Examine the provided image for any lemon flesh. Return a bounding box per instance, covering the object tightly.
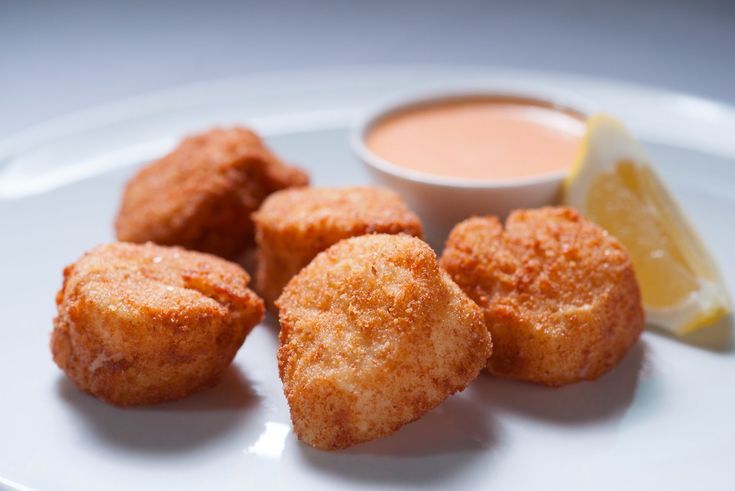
[565,114,730,335]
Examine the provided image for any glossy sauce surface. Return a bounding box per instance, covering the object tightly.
[366,99,585,180]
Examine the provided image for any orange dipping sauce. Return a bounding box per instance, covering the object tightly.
[365,97,585,181]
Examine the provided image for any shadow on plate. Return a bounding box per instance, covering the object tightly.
[261,310,280,332]
[470,340,648,425]
[57,365,261,452]
[299,393,499,484]
[234,247,257,277]
[648,314,733,354]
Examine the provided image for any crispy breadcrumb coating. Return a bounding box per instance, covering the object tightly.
[115,127,309,258]
[441,207,644,387]
[276,234,491,450]
[51,242,264,406]
[253,186,422,309]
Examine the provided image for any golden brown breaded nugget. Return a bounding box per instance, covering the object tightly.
[51,242,264,406]
[277,234,491,450]
[253,186,423,309]
[441,207,644,387]
[115,127,309,258]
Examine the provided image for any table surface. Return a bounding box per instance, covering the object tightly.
[1,0,734,137]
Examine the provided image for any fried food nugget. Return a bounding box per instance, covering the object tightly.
[276,234,491,450]
[253,186,423,309]
[441,207,644,387]
[51,242,264,406]
[115,127,309,258]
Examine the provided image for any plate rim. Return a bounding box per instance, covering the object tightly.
[3,63,735,158]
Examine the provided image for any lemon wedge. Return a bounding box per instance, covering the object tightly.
[564,114,730,335]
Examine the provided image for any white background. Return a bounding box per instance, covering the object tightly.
[2,0,734,136]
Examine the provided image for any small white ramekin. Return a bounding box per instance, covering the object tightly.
[351,86,594,249]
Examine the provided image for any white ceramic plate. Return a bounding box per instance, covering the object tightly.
[1,66,733,491]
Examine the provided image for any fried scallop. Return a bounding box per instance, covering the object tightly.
[253,186,423,309]
[51,242,264,406]
[276,234,491,450]
[440,207,644,387]
[115,127,309,258]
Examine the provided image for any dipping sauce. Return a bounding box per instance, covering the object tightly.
[365,98,585,181]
